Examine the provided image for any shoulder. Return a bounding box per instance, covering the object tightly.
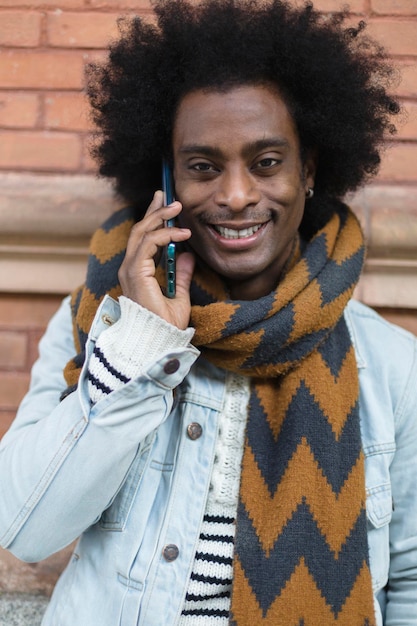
[345,299,416,369]
[345,299,417,421]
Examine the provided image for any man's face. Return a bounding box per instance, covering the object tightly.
[172,84,316,300]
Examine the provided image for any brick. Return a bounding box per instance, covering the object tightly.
[0,51,87,90]
[367,19,417,56]
[0,372,30,409]
[0,295,62,329]
[90,0,151,9]
[305,0,366,12]
[377,142,417,182]
[47,11,121,49]
[396,100,417,140]
[358,262,417,308]
[0,130,81,171]
[0,11,42,47]
[397,61,417,98]
[371,0,417,15]
[3,548,73,595]
[44,92,91,132]
[0,331,27,369]
[0,544,73,595]
[376,308,417,335]
[0,172,116,234]
[0,0,84,6]
[82,135,98,172]
[27,329,45,369]
[0,92,39,128]
[368,196,417,254]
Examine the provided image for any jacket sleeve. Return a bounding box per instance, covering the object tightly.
[385,335,417,625]
[0,295,199,562]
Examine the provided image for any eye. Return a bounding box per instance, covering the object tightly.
[189,162,218,173]
[254,157,281,169]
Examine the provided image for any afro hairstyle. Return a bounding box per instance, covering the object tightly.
[86,0,400,236]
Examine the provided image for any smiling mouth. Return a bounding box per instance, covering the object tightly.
[212,224,264,239]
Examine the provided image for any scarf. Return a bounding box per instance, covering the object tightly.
[64,203,375,625]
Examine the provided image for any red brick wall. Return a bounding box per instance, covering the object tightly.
[0,3,145,172]
[0,294,62,439]
[0,2,150,431]
[1,0,417,423]
[1,0,416,178]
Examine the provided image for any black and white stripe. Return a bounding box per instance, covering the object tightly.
[179,373,250,624]
[88,345,131,403]
[180,511,236,624]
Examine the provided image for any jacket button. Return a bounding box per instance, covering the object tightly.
[187,422,203,440]
[101,314,115,326]
[164,358,180,375]
[162,544,179,562]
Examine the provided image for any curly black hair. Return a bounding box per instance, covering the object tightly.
[86,0,400,236]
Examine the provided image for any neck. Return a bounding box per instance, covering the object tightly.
[227,275,278,300]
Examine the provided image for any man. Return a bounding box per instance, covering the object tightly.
[0,1,416,625]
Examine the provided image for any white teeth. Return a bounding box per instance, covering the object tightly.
[214,224,262,239]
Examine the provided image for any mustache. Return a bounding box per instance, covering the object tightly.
[197,209,273,224]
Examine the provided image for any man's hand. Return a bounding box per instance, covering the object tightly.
[118,190,195,329]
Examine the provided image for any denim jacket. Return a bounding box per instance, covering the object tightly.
[0,296,416,626]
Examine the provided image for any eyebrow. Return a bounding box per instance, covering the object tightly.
[178,137,290,159]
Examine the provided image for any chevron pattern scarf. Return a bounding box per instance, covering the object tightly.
[64,203,375,625]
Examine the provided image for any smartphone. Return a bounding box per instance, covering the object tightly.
[162,159,176,298]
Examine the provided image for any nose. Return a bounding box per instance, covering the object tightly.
[213,165,261,212]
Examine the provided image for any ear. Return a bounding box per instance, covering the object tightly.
[303,148,317,192]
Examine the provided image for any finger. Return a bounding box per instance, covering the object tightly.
[127,200,183,248]
[119,227,192,297]
[176,251,196,296]
[131,226,192,265]
[146,189,164,214]
[143,190,182,221]
[122,204,183,269]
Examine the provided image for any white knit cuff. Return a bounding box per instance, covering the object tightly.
[88,296,194,403]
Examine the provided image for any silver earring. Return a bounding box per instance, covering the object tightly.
[306,187,314,199]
